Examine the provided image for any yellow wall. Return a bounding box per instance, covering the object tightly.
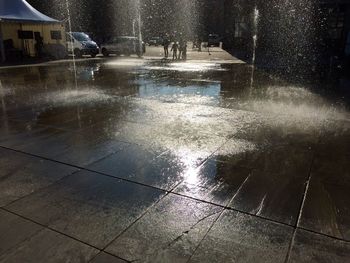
[0,21,66,57]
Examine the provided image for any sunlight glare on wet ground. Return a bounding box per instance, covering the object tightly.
[1,59,349,165]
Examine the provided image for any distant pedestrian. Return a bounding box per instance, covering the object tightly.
[171,42,179,60]
[163,36,170,58]
[178,39,183,59]
[179,40,187,60]
[182,43,187,60]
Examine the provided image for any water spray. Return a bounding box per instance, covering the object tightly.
[65,0,78,89]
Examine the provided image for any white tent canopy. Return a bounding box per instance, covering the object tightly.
[0,0,59,23]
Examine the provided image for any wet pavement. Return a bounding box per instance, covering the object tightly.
[0,51,350,262]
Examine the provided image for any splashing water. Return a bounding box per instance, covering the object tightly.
[252,6,259,65]
[65,0,78,89]
[36,88,113,107]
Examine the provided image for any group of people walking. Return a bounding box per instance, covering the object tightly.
[163,38,187,60]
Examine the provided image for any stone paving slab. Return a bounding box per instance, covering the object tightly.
[188,209,293,263]
[311,153,350,184]
[227,168,309,226]
[288,230,350,263]
[174,160,252,206]
[52,139,130,168]
[106,194,223,262]
[6,170,166,249]
[0,148,78,207]
[299,176,350,241]
[87,143,186,190]
[0,209,42,255]
[0,227,98,263]
[90,252,127,263]
[175,145,312,226]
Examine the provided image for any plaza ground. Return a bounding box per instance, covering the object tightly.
[0,46,349,262]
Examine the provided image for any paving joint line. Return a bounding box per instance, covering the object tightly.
[87,251,130,263]
[0,207,102,252]
[100,190,173,252]
[185,206,226,263]
[1,145,348,247]
[0,169,82,209]
[0,145,171,194]
[284,150,315,263]
[297,227,350,243]
[0,218,43,258]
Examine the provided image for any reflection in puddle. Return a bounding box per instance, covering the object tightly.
[105,58,146,68]
[36,88,114,106]
[0,61,349,185]
[145,62,227,72]
[138,81,221,106]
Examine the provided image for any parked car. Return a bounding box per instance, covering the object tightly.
[148,37,163,46]
[66,32,100,58]
[208,34,221,47]
[101,36,146,57]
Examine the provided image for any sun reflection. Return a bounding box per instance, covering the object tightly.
[105,58,145,68]
[178,150,201,186]
[145,62,227,72]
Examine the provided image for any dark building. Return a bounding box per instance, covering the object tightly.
[221,0,350,75]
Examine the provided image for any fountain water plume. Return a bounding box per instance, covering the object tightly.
[252,6,259,65]
[249,6,259,95]
[136,0,143,56]
[65,0,78,89]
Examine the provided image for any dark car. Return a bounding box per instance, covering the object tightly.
[101,36,146,57]
[208,34,221,47]
[148,37,163,46]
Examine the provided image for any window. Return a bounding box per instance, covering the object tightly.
[18,30,34,39]
[51,31,62,40]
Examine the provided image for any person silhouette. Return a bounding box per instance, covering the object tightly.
[163,35,170,58]
[171,42,179,60]
[182,42,187,60]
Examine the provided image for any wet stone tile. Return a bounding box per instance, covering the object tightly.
[0,148,78,207]
[288,230,350,263]
[299,176,350,240]
[125,152,188,190]
[106,194,223,263]
[316,127,350,156]
[34,108,83,128]
[311,154,350,185]
[90,253,127,263]
[231,122,321,149]
[0,209,43,255]
[53,139,130,168]
[215,143,313,176]
[1,126,69,155]
[6,170,166,248]
[188,210,293,263]
[174,160,252,206]
[17,131,78,158]
[228,168,309,226]
[87,143,165,181]
[0,228,98,263]
[253,145,313,175]
[214,147,264,169]
[0,122,59,149]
